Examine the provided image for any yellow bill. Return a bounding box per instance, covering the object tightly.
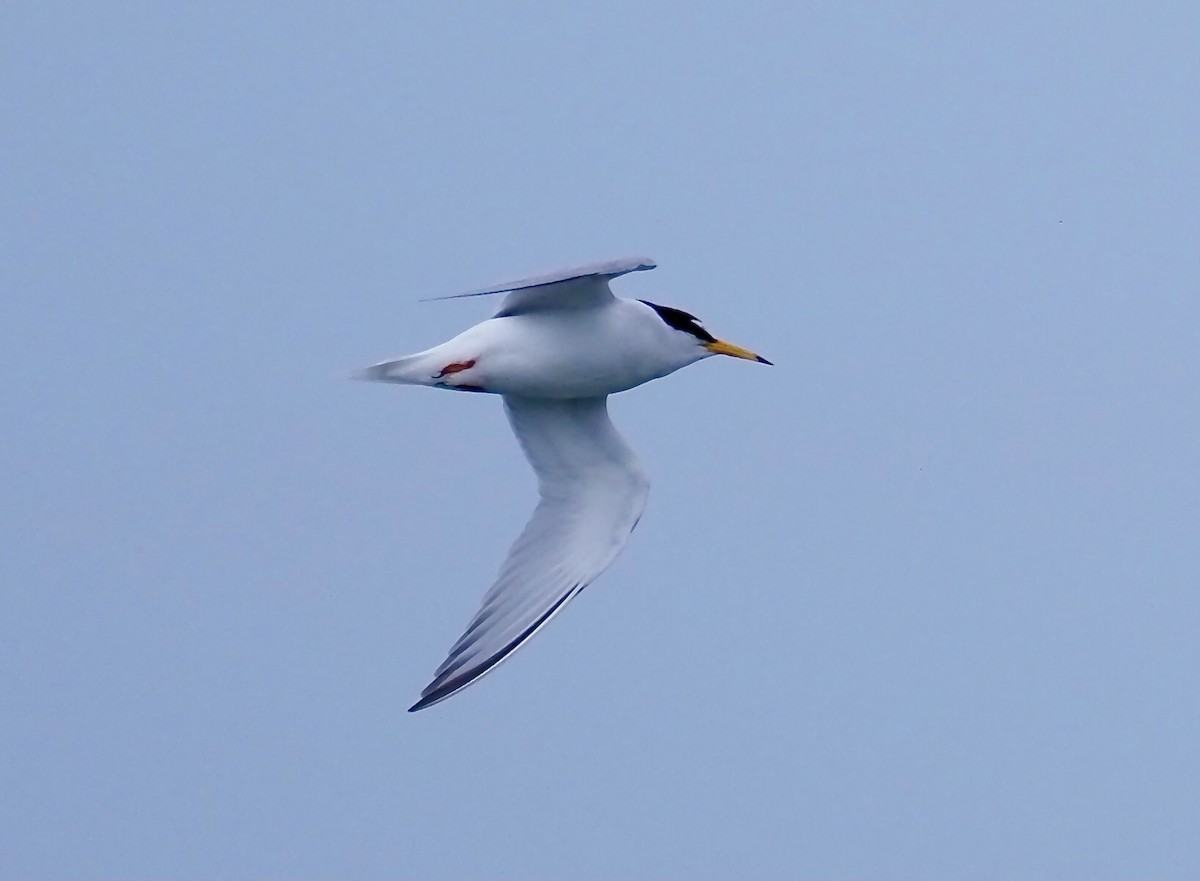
[705,339,773,365]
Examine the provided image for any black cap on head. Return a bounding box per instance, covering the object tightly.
[639,300,716,344]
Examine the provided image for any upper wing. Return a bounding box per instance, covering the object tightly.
[422,256,656,316]
[409,395,650,711]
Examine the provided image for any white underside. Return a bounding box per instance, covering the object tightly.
[361,297,707,398]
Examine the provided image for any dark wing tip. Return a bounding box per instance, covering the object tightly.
[757,355,774,365]
[405,589,578,713]
[407,676,467,712]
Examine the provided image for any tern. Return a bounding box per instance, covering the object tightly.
[360,257,771,711]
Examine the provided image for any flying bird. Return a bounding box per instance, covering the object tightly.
[359,257,771,711]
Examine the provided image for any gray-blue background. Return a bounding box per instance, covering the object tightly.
[4,3,1198,877]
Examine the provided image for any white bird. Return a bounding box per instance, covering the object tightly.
[359,257,771,711]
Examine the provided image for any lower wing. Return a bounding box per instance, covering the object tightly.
[409,395,650,711]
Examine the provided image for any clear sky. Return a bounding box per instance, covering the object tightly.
[3,3,1199,878]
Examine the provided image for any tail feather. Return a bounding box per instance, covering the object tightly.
[354,353,432,385]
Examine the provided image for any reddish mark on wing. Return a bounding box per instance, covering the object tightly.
[434,359,476,379]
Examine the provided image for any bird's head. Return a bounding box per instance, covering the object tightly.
[639,300,773,367]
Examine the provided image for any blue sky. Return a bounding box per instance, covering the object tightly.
[3,3,1198,877]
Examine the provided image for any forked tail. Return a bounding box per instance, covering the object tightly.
[355,352,435,385]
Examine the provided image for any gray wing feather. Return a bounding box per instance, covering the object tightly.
[422,256,656,302]
[408,395,650,712]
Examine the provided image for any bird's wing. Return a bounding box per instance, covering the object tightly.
[409,395,650,711]
[422,256,656,316]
